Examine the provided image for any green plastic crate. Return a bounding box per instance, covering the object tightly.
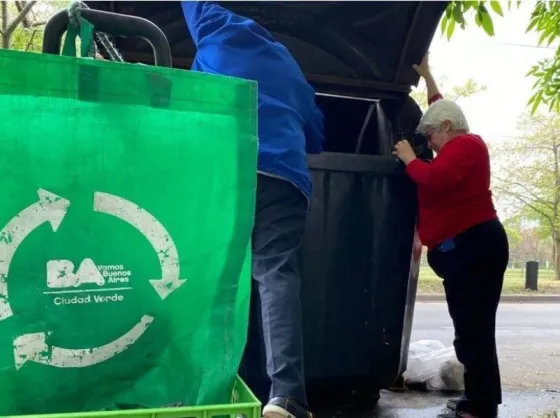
[5,377,261,418]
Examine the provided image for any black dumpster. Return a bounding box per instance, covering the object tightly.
[301,95,429,407]
[85,0,446,409]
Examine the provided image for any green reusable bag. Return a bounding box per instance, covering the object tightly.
[0,17,257,415]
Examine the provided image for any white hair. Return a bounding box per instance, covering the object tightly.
[416,99,470,136]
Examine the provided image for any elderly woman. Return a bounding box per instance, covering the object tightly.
[393,54,509,418]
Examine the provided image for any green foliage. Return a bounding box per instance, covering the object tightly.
[492,112,560,278]
[0,1,67,52]
[443,1,560,115]
[10,24,43,52]
[493,113,560,229]
[503,225,521,246]
[441,1,502,39]
[526,2,560,114]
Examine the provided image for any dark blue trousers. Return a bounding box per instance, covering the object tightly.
[240,174,308,407]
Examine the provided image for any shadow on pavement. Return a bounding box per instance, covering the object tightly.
[314,389,560,418]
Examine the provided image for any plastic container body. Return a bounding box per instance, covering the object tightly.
[302,152,421,405]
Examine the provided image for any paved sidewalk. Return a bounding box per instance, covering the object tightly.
[315,389,560,417]
[417,294,560,303]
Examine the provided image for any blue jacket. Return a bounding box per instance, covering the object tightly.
[181,1,325,199]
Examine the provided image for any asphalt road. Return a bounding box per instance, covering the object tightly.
[411,302,560,390]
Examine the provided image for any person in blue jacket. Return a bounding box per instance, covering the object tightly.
[181,2,325,418]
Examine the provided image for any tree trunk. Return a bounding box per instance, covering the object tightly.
[554,238,560,281]
[1,1,8,49]
[0,1,37,49]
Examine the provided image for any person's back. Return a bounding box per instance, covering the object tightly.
[181,3,323,417]
[415,132,496,250]
[181,1,324,199]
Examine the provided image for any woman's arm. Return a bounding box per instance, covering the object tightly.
[413,53,442,105]
[424,73,442,105]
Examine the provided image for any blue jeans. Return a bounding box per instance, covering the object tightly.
[240,174,308,407]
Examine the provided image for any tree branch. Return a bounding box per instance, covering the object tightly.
[24,28,37,51]
[494,176,556,209]
[1,1,8,47]
[4,0,36,37]
[507,145,556,153]
[493,186,554,223]
[14,1,32,28]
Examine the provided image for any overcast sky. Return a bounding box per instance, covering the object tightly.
[421,2,557,217]
[422,1,556,146]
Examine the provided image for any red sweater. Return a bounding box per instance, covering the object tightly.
[405,94,497,250]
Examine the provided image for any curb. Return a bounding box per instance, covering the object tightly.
[416,294,560,303]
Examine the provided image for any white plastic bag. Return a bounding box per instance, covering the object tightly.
[403,340,464,391]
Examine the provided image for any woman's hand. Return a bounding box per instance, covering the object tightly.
[413,52,431,79]
[393,140,417,165]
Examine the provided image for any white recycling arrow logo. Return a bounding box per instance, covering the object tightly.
[14,315,154,369]
[0,189,70,322]
[93,191,186,299]
[0,188,186,369]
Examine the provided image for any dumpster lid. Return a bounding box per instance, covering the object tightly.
[85,1,447,99]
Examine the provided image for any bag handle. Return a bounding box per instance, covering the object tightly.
[61,17,95,58]
[43,7,172,67]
